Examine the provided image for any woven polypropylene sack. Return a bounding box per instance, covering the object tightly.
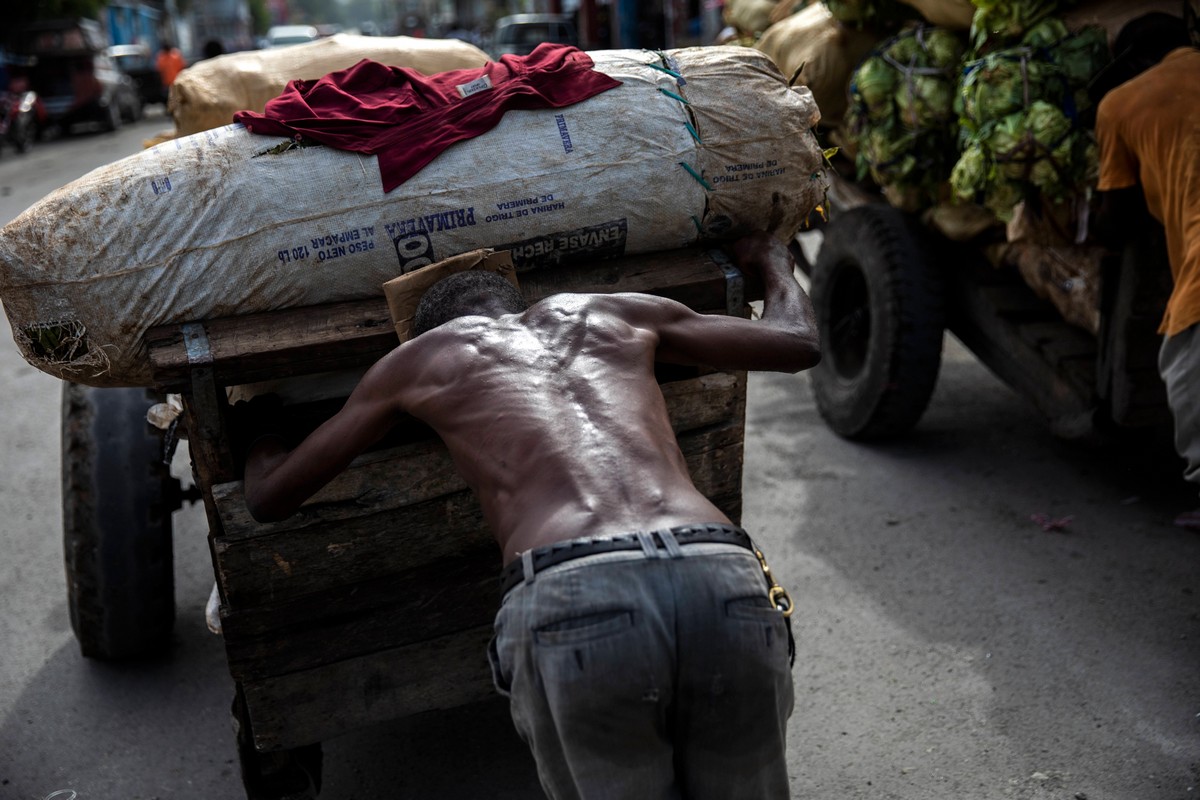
[169,33,490,136]
[0,47,827,387]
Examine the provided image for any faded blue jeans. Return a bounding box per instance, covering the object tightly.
[1160,324,1200,491]
[488,533,795,800]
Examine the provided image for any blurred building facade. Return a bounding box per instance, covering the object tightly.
[402,0,723,48]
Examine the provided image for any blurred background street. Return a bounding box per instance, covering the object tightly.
[2,0,1200,797]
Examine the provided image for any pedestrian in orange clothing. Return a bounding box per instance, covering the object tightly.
[155,42,186,99]
[1093,9,1200,529]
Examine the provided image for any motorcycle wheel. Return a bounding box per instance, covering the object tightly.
[11,114,33,153]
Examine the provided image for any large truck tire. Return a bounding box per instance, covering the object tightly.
[809,204,946,439]
[62,383,180,659]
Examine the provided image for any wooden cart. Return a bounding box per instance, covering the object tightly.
[797,174,1172,442]
[113,247,755,798]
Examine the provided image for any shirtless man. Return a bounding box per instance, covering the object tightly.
[244,232,820,799]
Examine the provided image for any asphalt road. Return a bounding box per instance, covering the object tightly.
[1,112,1198,800]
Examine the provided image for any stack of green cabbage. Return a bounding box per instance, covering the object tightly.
[845,25,966,207]
[949,17,1108,220]
[968,0,1078,49]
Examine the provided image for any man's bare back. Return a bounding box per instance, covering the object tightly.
[392,293,734,562]
[244,234,819,564]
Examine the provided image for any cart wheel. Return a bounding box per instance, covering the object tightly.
[809,204,945,439]
[233,689,323,800]
[62,383,180,659]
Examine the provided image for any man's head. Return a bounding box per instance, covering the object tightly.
[411,270,528,337]
[1113,12,1191,67]
[1088,12,1191,105]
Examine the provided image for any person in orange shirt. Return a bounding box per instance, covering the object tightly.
[1094,9,1200,528]
[155,42,186,99]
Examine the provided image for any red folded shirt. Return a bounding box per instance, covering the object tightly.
[235,43,622,192]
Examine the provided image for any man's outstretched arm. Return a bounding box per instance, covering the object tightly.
[242,350,409,522]
[620,232,820,373]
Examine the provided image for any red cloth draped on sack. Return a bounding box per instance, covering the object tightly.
[234,43,622,192]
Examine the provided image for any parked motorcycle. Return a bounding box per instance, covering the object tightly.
[0,74,40,157]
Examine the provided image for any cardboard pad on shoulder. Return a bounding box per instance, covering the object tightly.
[382,249,520,342]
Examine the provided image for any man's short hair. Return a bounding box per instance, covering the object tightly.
[411,270,527,337]
[1088,12,1191,106]
[1113,12,1190,64]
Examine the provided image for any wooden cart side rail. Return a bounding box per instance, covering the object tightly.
[241,623,498,752]
[220,482,746,686]
[941,251,1098,438]
[145,247,746,392]
[221,545,500,681]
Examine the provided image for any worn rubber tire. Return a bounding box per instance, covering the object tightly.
[234,688,324,800]
[62,383,176,659]
[809,204,945,440]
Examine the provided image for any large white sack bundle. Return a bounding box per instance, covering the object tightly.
[169,33,489,136]
[0,47,827,388]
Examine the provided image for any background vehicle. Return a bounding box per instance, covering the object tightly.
[491,13,578,58]
[0,54,41,157]
[104,1,167,104]
[799,175,1171,443]
[0,81,39,156]
[106,43,161,107]
[264,25,320,48]
[15,19,142,133]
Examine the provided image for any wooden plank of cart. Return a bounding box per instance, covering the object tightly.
[143,246,758,800]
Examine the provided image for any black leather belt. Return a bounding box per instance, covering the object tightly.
[499,522,753,597]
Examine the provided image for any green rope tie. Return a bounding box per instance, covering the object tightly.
[659,87,689,105]
[646,62,683,80]
[679,162,712,190]
[684,121,701,144]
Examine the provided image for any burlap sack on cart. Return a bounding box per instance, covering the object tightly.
[724,0,781,37]
[897,0,975,29]
[169,33,490,137]
[755,3,882,124]
[0,47,828,388]
[770,1,809,27]
[1007,242,1104,334]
